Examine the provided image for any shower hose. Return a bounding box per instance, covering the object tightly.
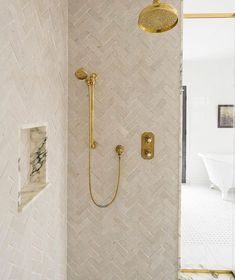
[88,146,122,208]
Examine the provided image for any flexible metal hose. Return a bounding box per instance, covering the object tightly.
[88,148,121,208]
[87,76,123,208]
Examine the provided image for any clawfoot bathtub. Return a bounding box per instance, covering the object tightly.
[199,153,235,201]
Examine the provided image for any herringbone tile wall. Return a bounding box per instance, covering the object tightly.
[68,1,181,279]
[0,0,68,279]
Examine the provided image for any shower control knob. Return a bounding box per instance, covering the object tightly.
[145,150,152,158]
[145,136,152,143]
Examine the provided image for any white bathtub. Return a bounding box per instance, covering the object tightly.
[199,153,235,201]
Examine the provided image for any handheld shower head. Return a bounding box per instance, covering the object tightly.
[75,68,88,80]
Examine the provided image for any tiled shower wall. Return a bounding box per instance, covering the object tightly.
[68,0,181,279]
[0,0,68,279]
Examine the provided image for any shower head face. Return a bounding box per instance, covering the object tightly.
[138,0,178,33]
[75,68,88,80]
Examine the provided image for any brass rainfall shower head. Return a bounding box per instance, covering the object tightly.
[138,0,178,33]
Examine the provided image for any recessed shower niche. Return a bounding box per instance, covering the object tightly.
[18,125,48,211]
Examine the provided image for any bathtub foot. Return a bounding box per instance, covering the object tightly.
[222,191,229,201]
[210,184,219,191]
[221,189,235,201]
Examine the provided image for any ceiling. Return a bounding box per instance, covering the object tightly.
[183,0,235,60]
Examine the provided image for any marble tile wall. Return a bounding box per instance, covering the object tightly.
[68,0,182,279]
[0,0,68,279]
[0,0,182,278]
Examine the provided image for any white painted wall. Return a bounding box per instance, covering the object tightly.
[184,59,235,184]
[183,20,235,185]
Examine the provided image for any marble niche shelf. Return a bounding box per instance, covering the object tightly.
[18,125,48,212]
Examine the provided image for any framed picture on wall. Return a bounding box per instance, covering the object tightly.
[218,105,235,128]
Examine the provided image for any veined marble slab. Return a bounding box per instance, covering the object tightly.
[179,273,235,280]
[18,125,48,211]
[29,127,47,184]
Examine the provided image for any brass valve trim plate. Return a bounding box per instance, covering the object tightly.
[141,132,155,160]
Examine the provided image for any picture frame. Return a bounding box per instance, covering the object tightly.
[218,105,235,128]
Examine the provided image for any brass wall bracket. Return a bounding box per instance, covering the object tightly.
[141,132,155,160]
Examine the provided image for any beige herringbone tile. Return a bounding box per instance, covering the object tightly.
[0,0,68,279]
[68,0,181,279]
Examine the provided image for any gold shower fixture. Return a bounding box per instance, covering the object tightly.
[138,0,178,33]
[184,13,235,19]
[75,68,125,208]
[75,67,89,80]
[75,68,98,149]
